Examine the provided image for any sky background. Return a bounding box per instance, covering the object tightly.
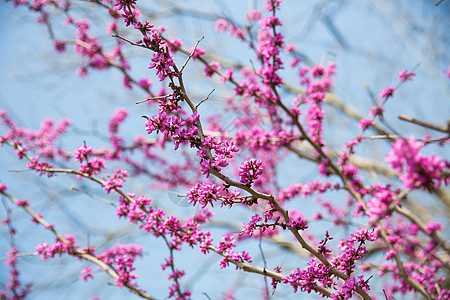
[1,1,449,299]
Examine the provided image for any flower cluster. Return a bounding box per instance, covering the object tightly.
[35,234,78,260]
[98,244,143,287]
[196,136,239,176]
[282,258,333,294]
[0,247,33,299]
[186,182,221,208]
[214,19,247,40]
[113,192,212,260]
[108,108,128,152]
[216,233,252,269]
[240,214,262,237]
[277,180,341,203]
[161,257,192,299]
[73,144,93,163]
[398,69,416,82]
[204,61,221,77]
[80,266,94,282]
[296,63,336,148]
[115,194,151,223]
[0,110,70,160]
[74,144,106,177]
[235,126,297,152]
[332,228,376,275]
[26,156,54,177]
[145,111,200,150]
[365,188,396,223]
[287,215,308,231]
[330,276,370,300]
[149,52,177,81]
[265,0,282,11]
[362,218,448,299]
[256,15,284,87]
[380,86,395,99]
[239,158,263,185]
[386,137,448,191]
[102,168,128,193]
[0,182,8,193]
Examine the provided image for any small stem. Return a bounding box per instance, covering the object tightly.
[398,114,449,133]
[180,36,204,73]
[196,89,215,109]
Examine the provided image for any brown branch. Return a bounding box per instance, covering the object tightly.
[398,114,449,134]
[207,245,333,297]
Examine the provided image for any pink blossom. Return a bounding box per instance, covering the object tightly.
[77,66,88,78]
[103,168,128,193]
[54,40,66,52]
[204,61,221,77]
[265,0,282,11]
[221,68,234,83]
[0,182,8,193]
[386,137,447,191]
[398,69,415,82]
[366,189,396,223]
[137,78,152,89]
[189,46,206,60]
[99,244,143,287]
[107,22,118,34]
[167,38,183,53]
[239,158,263,185]
[186,182,221,208]
[230,26,246,40]
[379,86,395,99]
[149,52,176,81]
[73,144,93,162]
[284,43,296,53]
[425,222,443,235]
[215,19,229,32]
[358,118,374,130]
[369,105,384,117]
[246,10,262,21]
[80,266,94,281]
[109,108,128,135]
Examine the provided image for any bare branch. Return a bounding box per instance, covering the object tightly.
[398,114,449,133]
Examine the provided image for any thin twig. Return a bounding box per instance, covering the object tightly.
[259,231,270,299]
[112,34,150,49]
[207,245,333,297]
[365,135,400,140]
[0,253,36,262]
[136,94,172,104]
[180,36,204,73]
[196,89,215,109]
[70,187,116,207]
[398,114,449,133]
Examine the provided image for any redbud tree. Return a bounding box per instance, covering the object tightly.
[1,0,449,299]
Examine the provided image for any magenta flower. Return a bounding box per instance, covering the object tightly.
[398,69,415,82]
[215,19,229,32]
[54,40,66,52]
[80,266,94,282]
[379,86,395,99]
[204,61,221,77]
[239,158,263,185]
[386,137,447,191]
[358,118,374,130]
